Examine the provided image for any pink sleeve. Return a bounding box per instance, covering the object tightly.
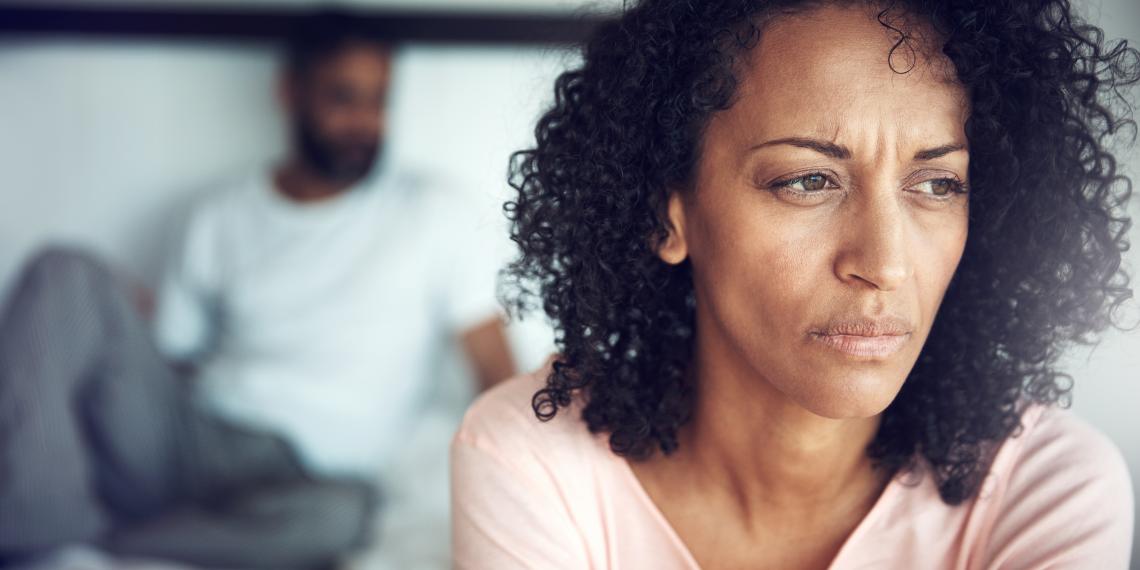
[981,409,1134,569]
[450,398,590,569]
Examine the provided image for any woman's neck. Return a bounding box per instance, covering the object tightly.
[674,319,887,517]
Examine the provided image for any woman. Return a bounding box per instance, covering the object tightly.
[452,0,1138,568]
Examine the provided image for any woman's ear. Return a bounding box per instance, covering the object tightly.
[656,192,689,265]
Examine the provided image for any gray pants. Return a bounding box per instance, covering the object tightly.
[0,248,378,569]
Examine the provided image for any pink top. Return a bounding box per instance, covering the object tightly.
[451,367,1134,569]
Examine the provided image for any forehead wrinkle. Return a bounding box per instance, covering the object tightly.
[720,6,968,161]
[805,116,955,167]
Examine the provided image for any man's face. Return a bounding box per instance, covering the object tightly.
[289,42,392,184]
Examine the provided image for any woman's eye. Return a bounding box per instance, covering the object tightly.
[776,173,834,192]
[912,177,967,197]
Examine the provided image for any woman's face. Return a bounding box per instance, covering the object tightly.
[662,4,970,419]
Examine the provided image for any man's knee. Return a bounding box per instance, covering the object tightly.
[9,247,121,311]
[22,246,108,286]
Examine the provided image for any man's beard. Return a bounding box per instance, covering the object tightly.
[294,117,381,185]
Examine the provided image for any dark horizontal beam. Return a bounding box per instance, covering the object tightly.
[0,4,611,45]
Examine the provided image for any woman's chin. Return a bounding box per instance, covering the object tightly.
[785,373,904,420]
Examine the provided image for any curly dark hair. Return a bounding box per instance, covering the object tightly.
[504,0,1139,505]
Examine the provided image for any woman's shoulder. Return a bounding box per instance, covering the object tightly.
[450,362,623,568]
[979,404,1134,568]
[999,404,1131,491]
[453,360,600,462]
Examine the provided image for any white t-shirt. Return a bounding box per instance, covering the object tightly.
[153,165,503,478]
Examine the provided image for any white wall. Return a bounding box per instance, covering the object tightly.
[0,0,1138,564]
[1063,1,1140,566]
[0,40,284,290]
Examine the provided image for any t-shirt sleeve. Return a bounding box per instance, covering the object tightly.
[152,204,221,362]
[450,385,590,569]
[981,408,1134,569]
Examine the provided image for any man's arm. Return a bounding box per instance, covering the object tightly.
[459,315,516,391]
[153,206,220,368]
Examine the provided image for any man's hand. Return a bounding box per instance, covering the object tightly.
[460,316,516,392]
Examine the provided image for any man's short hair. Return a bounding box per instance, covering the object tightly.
[284,10,389,78]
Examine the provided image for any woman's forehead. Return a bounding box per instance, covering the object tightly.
[714,4,969,152]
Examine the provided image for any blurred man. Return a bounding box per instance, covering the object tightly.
[0,11,514,570]
[156,10,515,484]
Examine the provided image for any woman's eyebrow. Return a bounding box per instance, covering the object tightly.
[749,137,968,161]
[913,143,968,160]
[751,137,852,159]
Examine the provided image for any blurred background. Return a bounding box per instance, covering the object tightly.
[0,0,1136,568]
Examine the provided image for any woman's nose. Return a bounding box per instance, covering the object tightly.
[833,192,913,291]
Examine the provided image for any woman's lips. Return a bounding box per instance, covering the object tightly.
[808,332,911,358]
